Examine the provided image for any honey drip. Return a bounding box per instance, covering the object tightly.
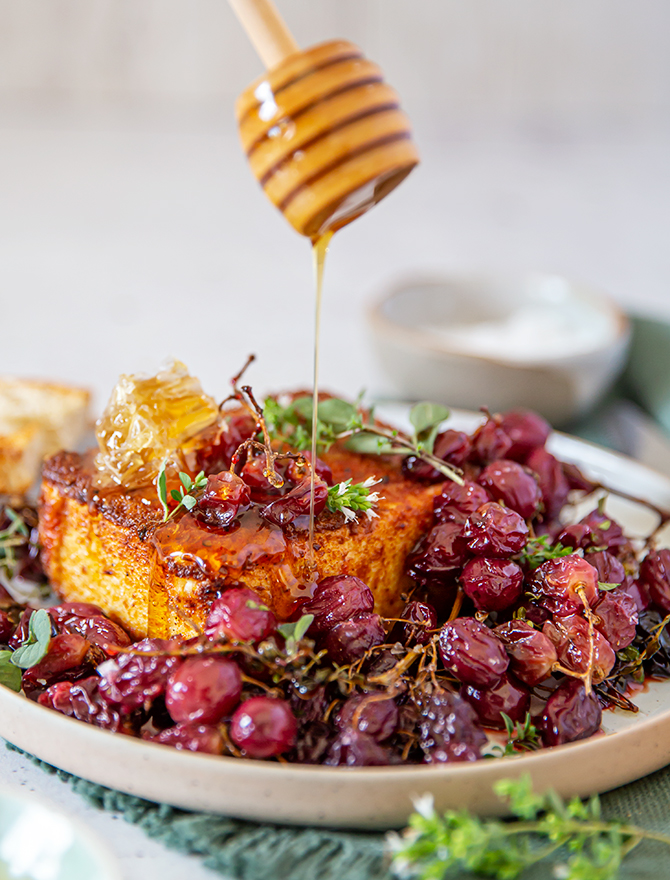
[308,230,333,569]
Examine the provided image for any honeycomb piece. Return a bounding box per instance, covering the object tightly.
[94,361,219,489]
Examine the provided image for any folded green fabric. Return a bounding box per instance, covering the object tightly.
[622,316,670,434]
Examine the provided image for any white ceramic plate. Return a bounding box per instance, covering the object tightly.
[1,422,670,831]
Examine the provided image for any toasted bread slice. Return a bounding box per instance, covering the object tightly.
[39,447,440,639]
[0,378,90,495]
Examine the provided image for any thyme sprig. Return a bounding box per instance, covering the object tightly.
[0,507,30,580]
[518,535,572,570]
[388,774,670,880]
[488,712,542,757]
[264,394,463,485]
[157,460,207,523]
[326,477,384,522]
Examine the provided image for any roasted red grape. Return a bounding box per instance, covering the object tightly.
[498,409,551,460]
[325,613,385,664]
[460,557,524,612]
[230,696,298,758]
[495,619,557,685]
[465,502,529,558]
[540,678,602,747]
[205,586,276,643]
[439,617,509,687]
[418,689,487,763]
[166,657,242,724]
[461,672,531,728]
[196,472,251,528]
[433,480,490,524]
[533,555,599,616]
[302,576,374,636]
[478,460,542,520]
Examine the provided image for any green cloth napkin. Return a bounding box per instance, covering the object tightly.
[623,316,670,434]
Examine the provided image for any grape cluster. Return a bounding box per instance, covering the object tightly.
[4,405,669,767]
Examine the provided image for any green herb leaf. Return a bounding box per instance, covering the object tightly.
[598,582,620,591]
[278,614,315,643]
[388,775,669,880]
[11,608,52,669]
[409,401,449,435]
[181,495,197,511]
[179,472,194,493]
[0,651,22,691]
[519,535,573,570]
[344,432,397,455]
[157,459,169,521]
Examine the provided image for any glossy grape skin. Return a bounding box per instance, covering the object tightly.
[525,448,569,521]
[286,453,333,487]
[438,618,509,688]
[98,638,182,713]
[542,614,615,684]
[151,723,225,755]
[433,480,490,525]
[406,522,470,583]
[498,409,551,461]
[195,412,257,475]
[478,460,542,519]
[402,430,471,482]
[262,475,328,526]
[461,673,531,728]
[587,550,625,587]
[165,657,242,724]
[59,615,131,652]
[593,590,638,651]
[205,587,277,643]
[464,502,529,558]
[418,689,487,763]
[401,601,438,646]
[471,419,512,465]
[460,557,524,612]
[0,610,14,643]
[325,613,385,664]
[639,549,670,613]
[336,695,398,742]
[230,696,298,758]
[38,677,128,733]
[540,678,602,747]
[532,555,599,616]
[22,632,90,693]
[325,729,390,766]
[196,472,251,528]
[495,619,558,686]
[302,576,374,636]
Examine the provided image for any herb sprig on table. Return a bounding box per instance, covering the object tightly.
[264,395,463,484]
[388,775,670,880]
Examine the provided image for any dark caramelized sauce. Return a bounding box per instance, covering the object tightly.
[152,507,286,579]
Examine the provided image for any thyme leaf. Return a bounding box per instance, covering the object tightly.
[388,775,670,880]
[519,535,573,570]
[157,461,207,523]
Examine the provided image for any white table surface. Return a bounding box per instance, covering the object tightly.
[0,107,669,879]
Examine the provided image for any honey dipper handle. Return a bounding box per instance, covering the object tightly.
[228,0,300,68]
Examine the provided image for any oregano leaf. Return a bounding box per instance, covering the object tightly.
[181,495,197,511]
[409,401,449,435]
[0,651,22,691]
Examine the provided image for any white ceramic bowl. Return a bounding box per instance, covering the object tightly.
[368,273,631,426]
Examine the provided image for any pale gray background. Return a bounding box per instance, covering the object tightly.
[0,4,669,877]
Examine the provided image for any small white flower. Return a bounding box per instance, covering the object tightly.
[362,475,383,488]
[365,508,380,520]
[336,480,350,497]
[366,492,383,504]
[341,506,358,523]
[411,793,436,819]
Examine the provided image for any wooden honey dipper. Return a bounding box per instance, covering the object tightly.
[229,0,419,240]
